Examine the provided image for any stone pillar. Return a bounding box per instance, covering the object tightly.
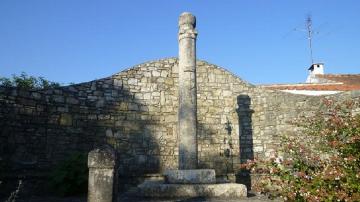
[88,146,116,202]
[178,12,198,169]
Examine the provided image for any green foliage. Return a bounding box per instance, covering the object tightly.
[0,72,60,89]
[49,152,88,196]
[242,99,360,201]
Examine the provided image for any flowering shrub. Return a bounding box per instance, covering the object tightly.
[241,99,360,201]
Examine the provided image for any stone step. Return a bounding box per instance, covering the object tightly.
[164,169,216,184]
[137,181,247,198]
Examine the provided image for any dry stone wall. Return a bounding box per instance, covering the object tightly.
[0,58,180,178]
[1,57,360,187]
[196,60,360,173]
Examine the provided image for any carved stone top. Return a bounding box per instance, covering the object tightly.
[179,12,196,28]
[88,145,116,169]
[178,12,197,40]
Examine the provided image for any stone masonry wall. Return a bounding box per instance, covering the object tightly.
[1,58,360,188]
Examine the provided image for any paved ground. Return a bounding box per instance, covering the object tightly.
[117,197,280,202]
[1,179,282,201]
[5,196,86,202]
[117,192,282,202]
[1,184,280,202]
[6,193,282,202]
[12,197,279,202]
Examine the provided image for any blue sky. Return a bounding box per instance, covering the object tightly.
[0,1,359,85]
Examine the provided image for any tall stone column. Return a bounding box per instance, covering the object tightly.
[178,12,198,170]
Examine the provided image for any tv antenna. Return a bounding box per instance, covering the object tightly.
[288,14,327,65]
[306,15,315,64]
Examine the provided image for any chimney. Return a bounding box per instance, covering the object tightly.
[306,63,324,83]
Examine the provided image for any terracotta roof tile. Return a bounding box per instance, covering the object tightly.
[315,74,360,85]
[261,74,360,91]
[262,83,360,91]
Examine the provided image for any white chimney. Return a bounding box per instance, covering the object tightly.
[306,63,324,83]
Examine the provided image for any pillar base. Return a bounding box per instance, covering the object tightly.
[137,181,247,198]
[164,169,216,184]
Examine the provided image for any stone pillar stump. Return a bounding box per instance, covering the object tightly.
[88,146,116,202]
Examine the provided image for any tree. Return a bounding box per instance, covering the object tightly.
[0,72,60,89]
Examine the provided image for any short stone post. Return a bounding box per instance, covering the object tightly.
[88,146,116,202]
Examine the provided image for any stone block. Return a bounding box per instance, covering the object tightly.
[88,145,116,202]
[164,169,216,184]
[138,181,247,198]
[59,114,72,126]
[66,97,79,104]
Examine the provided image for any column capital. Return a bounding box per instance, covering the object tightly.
[178,12,197,41]
[179,29,198,41]
[179,12,196,28]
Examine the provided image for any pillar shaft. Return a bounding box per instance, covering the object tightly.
[178,12,198,170]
